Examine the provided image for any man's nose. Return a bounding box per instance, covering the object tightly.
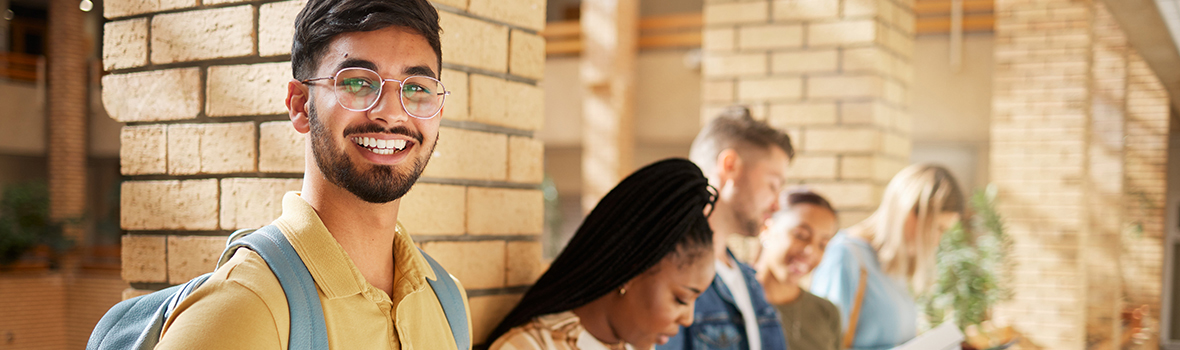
[367,84,410,123]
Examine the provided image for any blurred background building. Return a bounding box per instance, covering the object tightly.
[0,0,1178,348]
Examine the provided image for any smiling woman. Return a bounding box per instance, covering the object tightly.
[487,159,718,350]
[755,188,841,350]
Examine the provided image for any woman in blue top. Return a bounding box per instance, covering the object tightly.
[810,164,965,350]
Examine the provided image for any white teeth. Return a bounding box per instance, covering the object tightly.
[353,136,409,152]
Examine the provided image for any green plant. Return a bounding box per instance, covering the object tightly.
[0,181,73,265]
[919,184,1013,330]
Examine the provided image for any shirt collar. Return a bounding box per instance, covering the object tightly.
[272,191,435,300]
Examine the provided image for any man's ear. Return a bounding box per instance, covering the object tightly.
[286,79,312,134]
[716,148,742,180]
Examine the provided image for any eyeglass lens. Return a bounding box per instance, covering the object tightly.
[334,68,444,118]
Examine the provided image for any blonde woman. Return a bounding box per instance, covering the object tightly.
[810,164,964,350]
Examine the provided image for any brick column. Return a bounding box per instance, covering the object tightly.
[992,0,1169,347]
[580,0,638,212]
[1121,50,1168,349]
[700,0,915,224]
[103,0,546,346]
[47,0,89,245]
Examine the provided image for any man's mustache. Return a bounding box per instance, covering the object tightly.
[342,124,424,144]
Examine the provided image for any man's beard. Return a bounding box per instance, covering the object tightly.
[308,103,435,203]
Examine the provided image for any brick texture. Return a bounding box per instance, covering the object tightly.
[421,127,508,180]
[509,30,545,81]
[105,0,196,19]
[989,0,1170,347]
[505,241,543,286]
[399,183,467,235]
[121,180,220,230]
[122,235,168,282]
[704,2,768,25]
[422,240,506,289]
[150,6,255,64]
[120,125,167,175]
[469,74,544,130]
[469,294,523,344]
[439,11,508,73]
[207,62,292,117]
[259,121,306,173]
[220,178,303,230]
[103,18,148,70]
[167,235,226,284]
[167,123,257,175]
[508,136,544,183]
[259,0,306,57]
[467,187,544,234]
[738,24,803,50]
[102,68,202,122]
[441,69,470,121]
[468,0,545,31]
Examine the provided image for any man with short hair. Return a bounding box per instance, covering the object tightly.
[660,106,793,350]
[154,0,470,348]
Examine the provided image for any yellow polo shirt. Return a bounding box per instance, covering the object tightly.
[157,192,471,350]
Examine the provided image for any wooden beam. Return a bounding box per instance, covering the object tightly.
[915,14,995,34]
[544,12,705,55]
[638,32,702,49]
[913,0,994,16]
[541,20,581,39]
[546,40,583,56]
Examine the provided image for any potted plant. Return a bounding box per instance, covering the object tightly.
[918,185,1015,349]
[0,181,74,267]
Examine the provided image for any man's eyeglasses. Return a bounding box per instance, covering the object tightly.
[300,67,450,119]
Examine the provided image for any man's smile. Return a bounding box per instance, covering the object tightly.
[351,136,409,155]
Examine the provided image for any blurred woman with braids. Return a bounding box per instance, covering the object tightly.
[810,163,965,350]
[488,158,718,350]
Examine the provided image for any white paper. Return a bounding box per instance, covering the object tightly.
[891,322,964,350]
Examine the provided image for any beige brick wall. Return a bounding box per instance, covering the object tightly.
[702,0,914,228]
[103,0,546,346]
[991,0,1169,347]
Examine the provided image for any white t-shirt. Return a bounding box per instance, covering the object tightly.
[715,258,761,350]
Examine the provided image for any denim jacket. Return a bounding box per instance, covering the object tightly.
[659,251,787,350]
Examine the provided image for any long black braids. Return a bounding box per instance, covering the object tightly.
[487,158,716,343]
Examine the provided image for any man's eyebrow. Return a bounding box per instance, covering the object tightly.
[335,58,379,73]
[682,285,703,295]
[404,65,437,79]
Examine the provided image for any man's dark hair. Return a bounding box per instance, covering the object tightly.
[487,158,715,342]
[779,187,837,216]
[291,0,443,80]
[689,106,795,174]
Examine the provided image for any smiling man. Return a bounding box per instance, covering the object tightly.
[153,0,470,349]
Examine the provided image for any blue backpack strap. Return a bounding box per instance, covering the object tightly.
[227,225,328,350]
[419,248,470,350]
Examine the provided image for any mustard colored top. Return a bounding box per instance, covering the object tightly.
[156,192,472,350]
[490,311,636,350]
